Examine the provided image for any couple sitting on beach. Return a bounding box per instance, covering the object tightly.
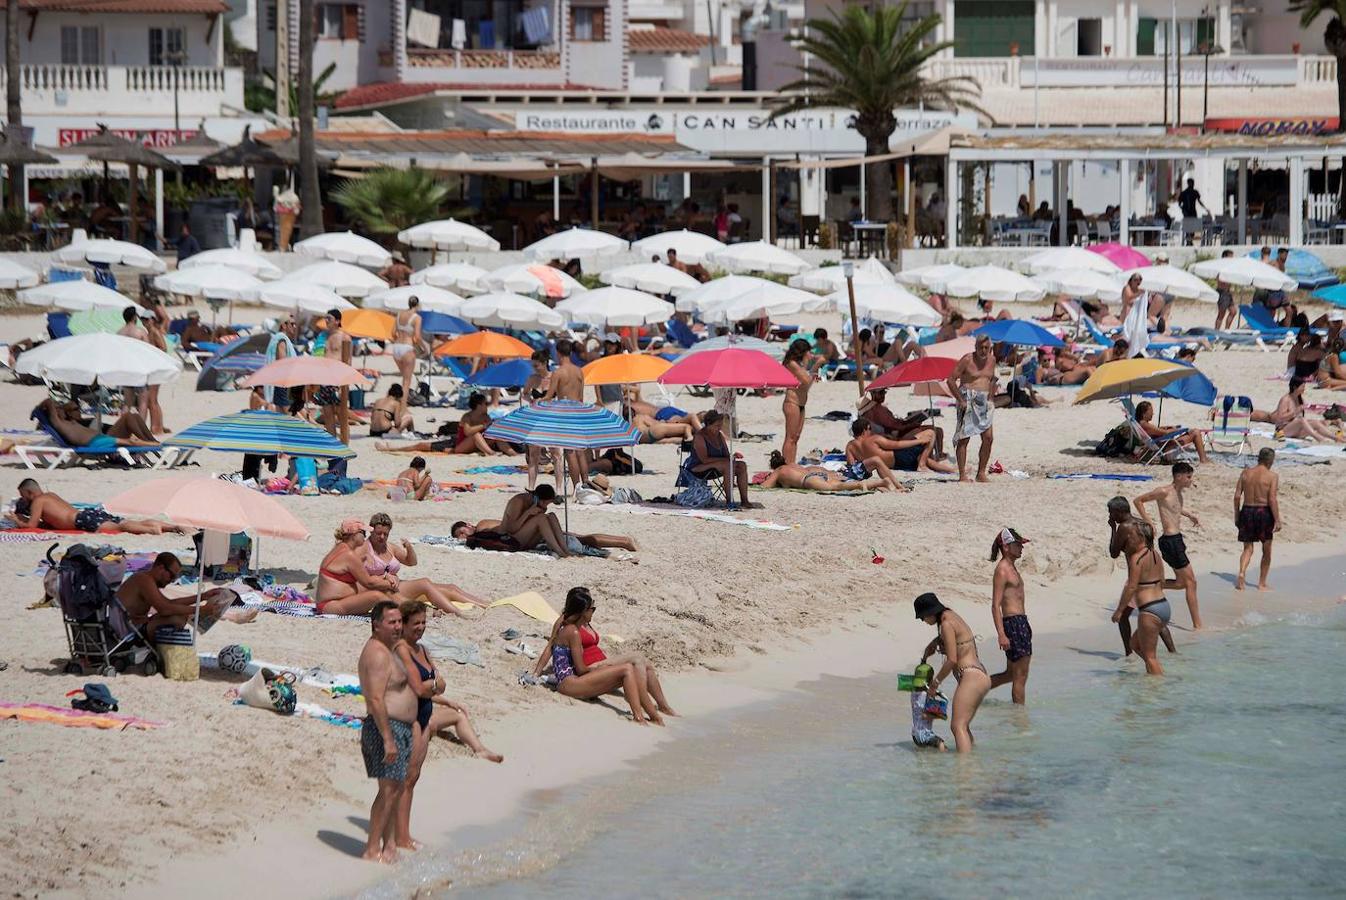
[450,485,637,558]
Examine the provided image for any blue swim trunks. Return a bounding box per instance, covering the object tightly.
[654,406,686,422]
[84,434,118,452]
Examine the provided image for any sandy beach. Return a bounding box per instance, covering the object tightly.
[2,297,1344,899]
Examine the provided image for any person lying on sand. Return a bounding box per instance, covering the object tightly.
[1037,347,1096,386]
[13,479,186,534]
[530,587,669,725]
[846,418,955,475]
[622,386,703,431]
[117,552,198,634]
[450,485,637,557]
[316,519,476,617]
[39,398,158,448]
[762,449,904,493]
[631,412,692,444]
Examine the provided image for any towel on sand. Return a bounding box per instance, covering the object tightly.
[0,701,164,731]
[487,591,558,623]
[419,634,484,667]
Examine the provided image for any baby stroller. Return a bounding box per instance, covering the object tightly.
[51,544,159,677]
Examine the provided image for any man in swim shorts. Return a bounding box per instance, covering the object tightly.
[13,479,184,535]
[946,334,997,482]
[357,601,416,864]
[1133,461,1202,629]
[1234,447,1280,592]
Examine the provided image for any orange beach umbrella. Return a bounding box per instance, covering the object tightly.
[434,331,533,359]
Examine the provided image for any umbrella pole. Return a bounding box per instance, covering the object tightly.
[727,423,736,510]
[191,536,207,647]
[1157,395,1164,427]
[562,451,570,534]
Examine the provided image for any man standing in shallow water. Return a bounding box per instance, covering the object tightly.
[1107,496,1176,656]
[1133,462,1203,629]
[358,601,417,864]
[1234,448,1281,591]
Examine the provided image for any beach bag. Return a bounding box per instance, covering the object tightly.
[56,544,116,623]
[1095,423,1137,458]
[465,530,521,552]
[611,487,642,505]
[574,485,606,505]
[239,669,297,715]
[676,478,714,508]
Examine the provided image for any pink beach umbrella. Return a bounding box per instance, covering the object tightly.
[914,336,975,399]
[659,348,797,506]
[103,475,310,642]
[1089,243,1151,270]
[241,355,370,389]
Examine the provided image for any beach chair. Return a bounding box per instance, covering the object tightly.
[1209,395,1253,462]
[1238,305,1297,350]
[17,405,180,470]
[674,442,729,505]
[1120,398,1193,465]
[665,318,702,349]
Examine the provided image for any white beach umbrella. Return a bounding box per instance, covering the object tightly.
[675,275,779,314]
[678,334,786,360]
[829,284,941,326]
[522,227,628,263]
[55,238,166,273]
[1188,256,1297,291]
[1021,246,1122,275]
[154,264,262,301]
[631,229,726,265]
[484,263,587,299]
[699,281,823,324]
[599,262,701,296]
[458,291,565,329]
[790,257,895,293]
[1030,268,1124,302]
[0,258,40,289]
[18,280,135,311]
[557,287,673,328]
[257,281,356,315]
[411,262,489,294]
[945,265,1046,303]
[280,261,388,298]
[1121,265,1220,302]
[364,284,464,313]
[177,247,283,280]
[294,230,391,268]
[16,333,182,386]
[706,240,810,276]
[398,218,500,252]
[896,263,967,292]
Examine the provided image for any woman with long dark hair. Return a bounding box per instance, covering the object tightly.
[916,592,990,753]
[780,338,813,467]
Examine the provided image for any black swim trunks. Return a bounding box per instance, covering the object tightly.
[893,444,924,471]
[1157,533,1190,571]
[314,385,341,407]
[1002,614,1032,662]
[1237,505,1276,544]
[360,716,413,782]
[430,438,454,453]
[74,506,121,533]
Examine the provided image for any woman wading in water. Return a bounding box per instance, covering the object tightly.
[917,592,990,753]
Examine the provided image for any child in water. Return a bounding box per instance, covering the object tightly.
[909,664,948,752]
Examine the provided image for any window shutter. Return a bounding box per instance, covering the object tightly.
[342,4,359,40]
[1137,18,1156,56]
[1195,17,1214,52]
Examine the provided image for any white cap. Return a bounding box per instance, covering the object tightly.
[603,332,620,342]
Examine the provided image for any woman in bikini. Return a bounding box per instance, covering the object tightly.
[1271,378,1345,442]
[364,512,487,614]
[369,384,414,438]
[391,298,422,398]
[1112,522,1178,676]
[393,602,502,850]
[781,338,813,468]
[622,385,703,431]
[761,449,903,492]
[530,589,658,725]
[917,592,990,753]
[315,519,398,615]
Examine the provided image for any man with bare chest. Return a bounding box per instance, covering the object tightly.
[1133,462,1202,629]
[543,339,589,492]
[357,602,417,864]
[1234,448,1281,591]
[945,334,997,482]
[317,310,352,438]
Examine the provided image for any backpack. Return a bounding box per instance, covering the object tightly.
[1095,423,1138,458]
[56,544,116,622]
[676,478,714,508]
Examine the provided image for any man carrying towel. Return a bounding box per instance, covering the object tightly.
[946,333,997,483]
[357,601,417,864]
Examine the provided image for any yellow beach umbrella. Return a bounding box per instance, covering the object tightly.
[340,308,396,342]
[1074,358,1195,404]
[582,353,673,385]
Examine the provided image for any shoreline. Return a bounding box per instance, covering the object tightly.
[142,539,1346,900]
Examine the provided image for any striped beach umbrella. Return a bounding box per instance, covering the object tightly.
[166,409,356,459]
[485,400,639,451]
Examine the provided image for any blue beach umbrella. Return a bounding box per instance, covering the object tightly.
[419,311,477,335]
[1249,249,1337,289]
[466,358,534,388]
[971,319,1066,349]
[1311,284,1346,308]
[167,409,356,459]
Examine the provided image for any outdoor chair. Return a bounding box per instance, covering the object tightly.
[1208,395,1253,463]
[1120,398,1195,465]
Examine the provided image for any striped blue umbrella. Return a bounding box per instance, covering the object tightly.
[166,409,356,459]
[485,400,638,451]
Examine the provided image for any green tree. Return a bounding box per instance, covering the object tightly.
[245,62,340,114]
[774,2,980,222]
[332,168,449,234]
[1289,1,1346,133]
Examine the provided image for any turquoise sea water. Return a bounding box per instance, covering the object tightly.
[378,567,1346,900]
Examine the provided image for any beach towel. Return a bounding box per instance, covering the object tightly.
[463,464,528,475]
[1047,473,1155,482]
[0,529,83,543]
[489,591,558,623]
[416,534,612,560]
[590,504,795,531]
[418,634,484,667]
[231,698,363,730]
[0,701,164,731]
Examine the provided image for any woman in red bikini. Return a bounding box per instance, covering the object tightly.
[315,519,398,615]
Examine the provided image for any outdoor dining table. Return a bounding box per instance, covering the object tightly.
[851,221,889,258]
[1127,224,1164,245]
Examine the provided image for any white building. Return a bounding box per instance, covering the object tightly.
[0,0,260,148]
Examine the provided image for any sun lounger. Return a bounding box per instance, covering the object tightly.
[1238,305,1300,350]
[1209,395,1253,463]
[1120,397,1194,465]
[17,406,184,470]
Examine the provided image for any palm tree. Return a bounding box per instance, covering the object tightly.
[332,168,450,234]
[6,0,23,213]
[774,2,980,222]
[297,0,322,237]
[1289,1,1346,133]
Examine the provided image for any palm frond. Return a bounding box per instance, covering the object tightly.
[332,168,450,234]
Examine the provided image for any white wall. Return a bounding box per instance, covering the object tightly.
[1050,0,1118,58]
[1246,11,1326,56]
[8,12,222,67]
[564,0,628,90]
[256,1,393,93]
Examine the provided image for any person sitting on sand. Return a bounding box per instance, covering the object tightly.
[916,593,989,754]
[1268,378,1344,442]
[369,384,414,438]
[846,418,954,475]
[38,398,158,448]
[13,479,185,534]
[760,449,904,493]
[365,512,486,612]
[392,602,502,852]
[858,389,944,457]
[1134,400,1210,462]
[1111,522,1179,676]
[687,411,760,508]
[530,587,663,725]
[450,485,637,557]
[316,519,476,617]
[810,327,842,367]
[393,456,434,501]
[117,552,196,635]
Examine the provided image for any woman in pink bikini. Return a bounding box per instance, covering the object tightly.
[363,512,488,614]
[315,518,478,617]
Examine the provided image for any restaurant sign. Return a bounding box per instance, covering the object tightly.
[58,128,195,148]
[1203,117,1338,136]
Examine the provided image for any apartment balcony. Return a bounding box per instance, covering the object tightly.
[397,47,566,86]
[926,54,1334,90]
[1,64,244,119]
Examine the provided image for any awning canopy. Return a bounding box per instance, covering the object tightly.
[948,131,1346,162]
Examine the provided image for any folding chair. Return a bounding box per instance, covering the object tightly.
[1120,397,1193,465]
[1209,395,1253,462]
[675,442,729,505]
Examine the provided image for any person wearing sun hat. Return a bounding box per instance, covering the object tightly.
[987,527,1033,705]
[915,592,990,753]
